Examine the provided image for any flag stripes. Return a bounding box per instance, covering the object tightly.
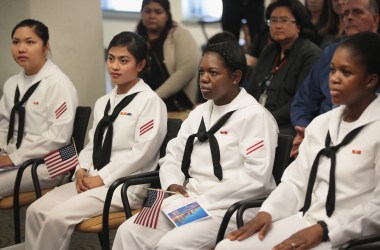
[134,190,165,229]
[44,144,79,179]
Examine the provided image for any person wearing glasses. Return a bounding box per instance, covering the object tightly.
[245,0,321,135]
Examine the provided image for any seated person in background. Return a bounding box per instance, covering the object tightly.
[319,0,345,48]
[305,0,329,45]
[246,0,321,135]
[112,41,278,250]
[216,31,380,250]
[290,0,379,158]
[22,32,167,250]
[0,19,78,199]
[136,0,201,112]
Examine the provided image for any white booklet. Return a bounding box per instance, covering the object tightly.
[161,195,211,227]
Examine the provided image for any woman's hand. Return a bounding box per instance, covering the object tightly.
[272,224,324,250]
[0,155,14,168]
[168,184,189,197]
[75,169,88,193]
[290,126,305,158]
[81,176,104,189]
[227,211,272,241]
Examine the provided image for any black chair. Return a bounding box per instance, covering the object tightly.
[339,234,380,250]
[0,106,92,244]
[74,118,182,250]
[215,133,294,244]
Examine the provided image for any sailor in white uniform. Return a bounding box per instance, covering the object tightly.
[112,40,278,250]
[216,31,380,250]
[0,19,78,199]
[23,32,167,250]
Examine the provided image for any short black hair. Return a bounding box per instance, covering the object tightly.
[107,31,149,72]
[12,19,49,46]
[203,42,247,84]
[338,32,380,89]
[265,0,318,43]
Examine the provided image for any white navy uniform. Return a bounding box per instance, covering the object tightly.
[113,88,278,250]
[216,95,380,250]
[24,80,167,250]
[0,59,78,198]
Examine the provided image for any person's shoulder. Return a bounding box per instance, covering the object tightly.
[299,38,321,51]
[307,106,341,130]
[3,72,21,87]
[42,60,74,86]
[321,40,342,57]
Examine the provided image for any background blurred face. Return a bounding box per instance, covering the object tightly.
[269,7,300,47]
[107,46,144,90]
[332,0,345,16]
[307,0,324,13]
[343,0,379,36]
[141,1,169,34]
[329,47,373,106]
[11,26,48,75]
[198,52,239,105]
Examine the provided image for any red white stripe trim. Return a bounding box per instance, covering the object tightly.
[140,120,154,136]
[246,140,264,155]
[55,102,67,119]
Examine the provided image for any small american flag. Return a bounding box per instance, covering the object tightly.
[44,144,79,179]
[134,189,165,229]
[55,102,67,119]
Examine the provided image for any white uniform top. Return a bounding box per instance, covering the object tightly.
[0,59,78,165]
[260,94,380,247]
[76,79,167,201]
[159,88,278,211]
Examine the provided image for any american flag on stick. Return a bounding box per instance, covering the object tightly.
[44,143,79,179]
[134,189,165,229]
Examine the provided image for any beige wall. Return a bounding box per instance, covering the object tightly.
[0,0,105,108]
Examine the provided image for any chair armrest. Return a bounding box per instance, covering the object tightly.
[339,234,380,250]
[216,196,267,245]
[101,170,159,250]
[13,158,41,243]
[121,174,160,218]
[30,158,45,198]
[236,198,266,227]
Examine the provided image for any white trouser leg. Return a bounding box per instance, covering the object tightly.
[25,182,123,250]
[112,206,257,250]
[0,164,62,199]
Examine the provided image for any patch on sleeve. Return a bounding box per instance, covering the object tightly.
[55,102,67,119]
[140,119,154,136]
[352,149,361,155]
[246,140,264,156]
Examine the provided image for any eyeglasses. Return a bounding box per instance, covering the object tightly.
[266,18,297,27]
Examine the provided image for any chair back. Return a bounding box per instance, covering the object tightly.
[72,106,92,153]
[159,118,183,158]
[151,118,182,189]
[272,133,294,185]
